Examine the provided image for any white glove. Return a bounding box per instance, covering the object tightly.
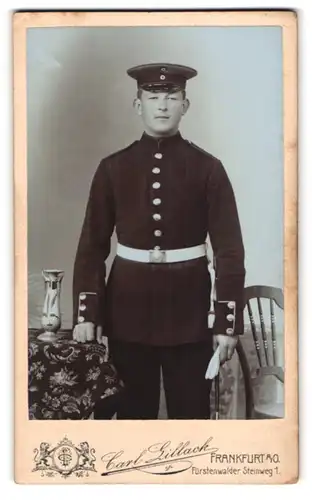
[205,346,221,380]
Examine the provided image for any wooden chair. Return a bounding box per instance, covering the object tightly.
[236,285,284,419]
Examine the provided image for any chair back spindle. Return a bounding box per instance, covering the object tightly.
[257,297,270,366]
[270,299,277,366]
[247,300,262,367]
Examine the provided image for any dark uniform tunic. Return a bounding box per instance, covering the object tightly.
[73,131,245,346]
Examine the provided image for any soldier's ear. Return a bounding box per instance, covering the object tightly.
[182,98,190,116]
[133,98,142,116]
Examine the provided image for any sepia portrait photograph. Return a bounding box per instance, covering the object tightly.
[14,10,297,484]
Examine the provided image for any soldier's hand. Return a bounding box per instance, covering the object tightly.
[214,334,238,365]
[73,324,109,360]
[73,322,95,343]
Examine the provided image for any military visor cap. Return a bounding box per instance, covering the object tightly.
[127,63,197,91]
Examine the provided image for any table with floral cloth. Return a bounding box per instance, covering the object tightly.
[28,329,124,420]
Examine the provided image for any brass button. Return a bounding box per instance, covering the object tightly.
[152,182,161,189]
[153,198,161,206]
[154,153,163,160]
[78,316,85,323]
[79,304,86,311]
[154,246,160,250]
[79,293,86,300]
[152,167,160,174]
[228,301,235,309]
[226,314,235,322]
[154,230,162,237]
[153,213,161,221]
[226,328,234,335]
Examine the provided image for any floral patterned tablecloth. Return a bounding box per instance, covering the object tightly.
[28,330,124,420]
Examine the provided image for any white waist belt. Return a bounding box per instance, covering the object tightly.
[116,243,207,264]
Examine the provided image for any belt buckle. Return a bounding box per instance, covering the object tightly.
[149,248,166,263]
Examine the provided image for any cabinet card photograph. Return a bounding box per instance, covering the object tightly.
[14,10,298,484]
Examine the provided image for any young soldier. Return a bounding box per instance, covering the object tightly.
[73,63,245,419]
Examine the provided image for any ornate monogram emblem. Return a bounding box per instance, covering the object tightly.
[32,437,96,478]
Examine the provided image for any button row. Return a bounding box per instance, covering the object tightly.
[152,154,162,240]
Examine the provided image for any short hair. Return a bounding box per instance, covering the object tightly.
[137,88,186,100]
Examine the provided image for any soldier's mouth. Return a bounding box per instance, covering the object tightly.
[155,116,170,120]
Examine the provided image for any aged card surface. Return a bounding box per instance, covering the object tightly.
[14,10,298,484]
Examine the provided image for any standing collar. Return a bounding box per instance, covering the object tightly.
[139,131,183,150]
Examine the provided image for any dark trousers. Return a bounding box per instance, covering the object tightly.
[93,392,123,420]
[108,339,213,419]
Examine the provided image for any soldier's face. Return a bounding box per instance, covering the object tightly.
[134,89,190,137]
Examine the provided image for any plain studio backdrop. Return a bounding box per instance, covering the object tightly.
[27,26,283,331]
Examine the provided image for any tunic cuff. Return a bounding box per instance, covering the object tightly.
[212,300,244,335]
[77,292,98,325]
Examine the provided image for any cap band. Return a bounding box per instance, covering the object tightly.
[137,72,186,90]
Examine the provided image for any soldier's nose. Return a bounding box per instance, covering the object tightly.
[158,99,168,111]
